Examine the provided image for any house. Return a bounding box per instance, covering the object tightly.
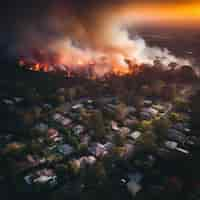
[119,127,131,136]
[52,112,72,127]
[72,103,84,110]
[89,143,107,157]
[185,136,198,146]
[43,103,53,111]
[84,99,95,109]
[140,111,152,120]
[34,175,57,186]
[134,154,156,169]
[2,99,14,105]
[111,121,120,131]
[79,156,96,168]
[124,117,139,127]
[172,123,186,131]
[52,113,63,122]
[141,107,159,117]
[104,142,114,151]
[86,99,94,104]
[127,106,137,114]
[0,134,13,145]
[56,88,65,94]
[165,141,178,150]
[172,123,191,133]
[26,154,46,165]
[86,156,96,165]
[175,147,189,154]
[73,125,85,135]
[47,128,59,139]
[34,123,48,133]
[14,154,46,173]
[166,129,186,144]
[80,134,91,145]
[127,181,142,197]
[24,168,57,187]
[143,100,153,107]
[152,104,165,112]
[58,144,74,156]
[61,117,72,127]
[124,143,135,158]
[14,97,24,103]
[103,103,116,116]
[127,172,143,197]
[24,175,32,185]
[47,128,63,142]
[129,131,142,140]
[56,103,71,114]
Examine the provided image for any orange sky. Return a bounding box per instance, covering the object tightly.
[112,2,200,26]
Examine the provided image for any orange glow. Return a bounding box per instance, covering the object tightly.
[77,59,85,66]
[34,64,40,71]
[18,2,198,77]
[111,2,200,26]
[18,55,141,77]
[112,65,130,75]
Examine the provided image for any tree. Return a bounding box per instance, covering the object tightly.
[56,95,66,104]
[4,142,27,158]
[140,85,152,96]
[112,146,126,159]
[82,161,107,187]
[153,118,171,142]
[66,134,79,149]
[152,80,165,97]
[133,96,145,110]
[191,91,200,129]
[169,112,184,123]
[136,131,157,150]
[68,87,77,102]
[94,161,107,180]
[68,160,81,176]
[137,120,153,132]
[80,108,92,127]
[115,103,129,122]
[162,84,177,101]
[29,141,44,154]
[90,110,106,140]
[32,106,42,119]
[174,97,189,112]
[25,89,42,105]
[20,110,35,127]
[114,134,126,147]
[55,164,69,177]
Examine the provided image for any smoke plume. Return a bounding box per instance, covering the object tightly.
[16,0,190,75]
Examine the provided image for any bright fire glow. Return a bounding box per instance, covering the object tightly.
[115,2,200,26]
[18,2,195,77]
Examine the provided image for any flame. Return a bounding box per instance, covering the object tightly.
[77,59,84,66]
[18,48,140,77]
[35,64,40,71]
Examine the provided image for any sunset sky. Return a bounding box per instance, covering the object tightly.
[1,0,200,29]
[110,1,200,26]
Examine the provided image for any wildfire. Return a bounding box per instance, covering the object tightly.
[18,49,141,77]
[15,0,191,79]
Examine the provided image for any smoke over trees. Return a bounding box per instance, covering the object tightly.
[1,0,191,75]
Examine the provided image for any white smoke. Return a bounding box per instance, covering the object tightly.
[92,18,191,68]
[132,37,190,67]
[18,11,191,75]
